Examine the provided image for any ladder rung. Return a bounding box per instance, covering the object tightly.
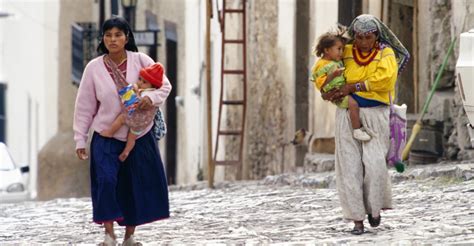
[223,100,244,105]
[224,39,245,44]
[215,160,241,166]
[223,70,245,74]
[218,130,242,135]
[224,9,244,13]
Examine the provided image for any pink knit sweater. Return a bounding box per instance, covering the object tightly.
[73,51,172,149]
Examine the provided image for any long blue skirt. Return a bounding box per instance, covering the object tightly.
[89,130,170,226]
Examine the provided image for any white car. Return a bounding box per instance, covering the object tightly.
[0,142,30,203]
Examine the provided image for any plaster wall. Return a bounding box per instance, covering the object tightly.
[209,1,225,182]
[308,0,338,138]
[140,0,199,185]
[243,0,290,179]
[1,0,60,199]
[38,0,94,200]
[277,0,296,173]
[413,0,474,160]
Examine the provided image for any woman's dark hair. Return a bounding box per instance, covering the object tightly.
[97,16,138,54]
[313,25,349,57]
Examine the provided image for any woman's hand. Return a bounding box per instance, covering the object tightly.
[138,96,153,110]
[339,84,355,97]
[76,148,89,160]
[321,89,342,102]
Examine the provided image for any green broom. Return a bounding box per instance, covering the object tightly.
[400,37,457,168]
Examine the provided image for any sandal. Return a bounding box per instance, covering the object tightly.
[368,214,381,227]
[350,221,365,235]
[351,226,364,235]
[99,233,117,246]
[122,235,143,246]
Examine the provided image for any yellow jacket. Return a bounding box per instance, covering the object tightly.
[343,44,398,104]
[311,59,344,91]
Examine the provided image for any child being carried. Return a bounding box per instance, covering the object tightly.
[101,62,165,161]
[311,28,371,142]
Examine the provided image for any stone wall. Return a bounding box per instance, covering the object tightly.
[447,0,474,160]
[242,0,290,180]
[417,0,474,161]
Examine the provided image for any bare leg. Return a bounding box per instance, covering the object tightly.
[119,131,138,162]
[348,96,371,141]
[124,226,136,241]
[104,221,116,240]
[101,114,126,138]
[348,96,362,130]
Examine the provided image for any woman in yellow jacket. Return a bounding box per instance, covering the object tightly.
[322,14,409,235]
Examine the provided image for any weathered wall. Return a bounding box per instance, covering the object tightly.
[143,0,197,185]
[243,0,290,180]
[38,0,95,200]
[2,0,60,200]
[418,0,456,104]
[308,0,339,139]
[448,0,474,160]
[417,0,474,161]
[277,0,297,174]
[388,2,415,112]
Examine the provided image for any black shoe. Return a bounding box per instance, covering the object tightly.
[368,214,381,227]
[350,226,364,235]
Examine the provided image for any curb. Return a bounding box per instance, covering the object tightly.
[262,163,474,189]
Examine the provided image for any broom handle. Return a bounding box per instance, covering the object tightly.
[418,38,457,121]
[401,37,456,161]
[402,122,421,161]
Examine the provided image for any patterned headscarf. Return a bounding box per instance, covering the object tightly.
[348,14,410,74]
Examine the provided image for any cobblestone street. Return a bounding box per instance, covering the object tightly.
[1,164,473,245]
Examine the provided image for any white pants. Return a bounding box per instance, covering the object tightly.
[335,106,392,221]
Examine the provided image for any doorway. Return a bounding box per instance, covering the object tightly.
[338,0,362,27]
[0,83,5,143]
[388,1,415,113]
[165,22,178,185]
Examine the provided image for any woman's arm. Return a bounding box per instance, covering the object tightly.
[138,75,172,109]
[150,75,172,106]
[73,64,98,150]
[338,81,368,97]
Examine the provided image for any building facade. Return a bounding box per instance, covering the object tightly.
[0,0,60,199]
[1,0,472,200]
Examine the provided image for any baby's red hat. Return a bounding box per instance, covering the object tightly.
[140,62,164,88]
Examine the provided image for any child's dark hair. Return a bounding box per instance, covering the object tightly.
[313,25,348,57]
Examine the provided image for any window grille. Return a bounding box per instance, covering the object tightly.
[72,22,99,85]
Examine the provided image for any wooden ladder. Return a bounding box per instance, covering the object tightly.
[213,0,247,169]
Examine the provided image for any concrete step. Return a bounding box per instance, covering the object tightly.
[304,153,335,173]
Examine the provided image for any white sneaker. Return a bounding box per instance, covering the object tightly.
[353,128,371,141]
[99,233,117,246]
[122,235,142,246]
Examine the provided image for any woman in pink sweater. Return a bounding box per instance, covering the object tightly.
[73,16,171,245]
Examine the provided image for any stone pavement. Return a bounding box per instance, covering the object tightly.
[0,163,473,245]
